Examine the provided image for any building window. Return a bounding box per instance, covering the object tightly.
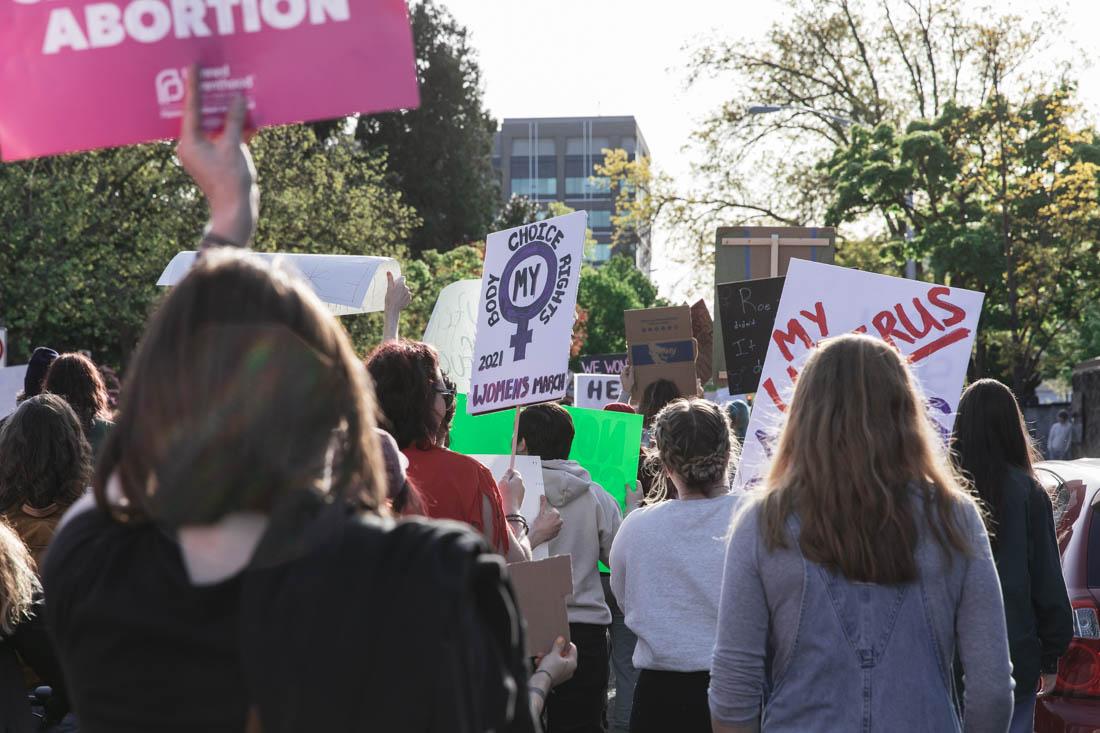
[565,176,612,196]
[587,209,612,229]
[511,178,557,197]
[589,243,612,263]
[511,138,556,156]
[565,136,610,155]
[621,136,637,155]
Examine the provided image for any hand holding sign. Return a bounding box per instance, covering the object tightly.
[178,65,257,249]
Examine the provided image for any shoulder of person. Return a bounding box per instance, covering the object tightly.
[1000,466,1041,504]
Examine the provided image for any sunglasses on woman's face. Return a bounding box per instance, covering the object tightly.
[433,384,456,401]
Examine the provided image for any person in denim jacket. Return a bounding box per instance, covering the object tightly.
[709,334,1014,732]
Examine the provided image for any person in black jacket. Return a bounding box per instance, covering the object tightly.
[953,379,1073,733]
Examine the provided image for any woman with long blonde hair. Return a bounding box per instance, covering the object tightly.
[709,334,1013,732]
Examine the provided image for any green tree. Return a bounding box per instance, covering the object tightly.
[821,88,1100,399]
[356,0,499,255]
[654,0,1065,296]
[492,195,541,231]
[0,143,200,367]
[400,244,486,339]
[575,255,665,357]
[0,124,418,367]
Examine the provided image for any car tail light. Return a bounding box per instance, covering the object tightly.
[1053,599,1100,697]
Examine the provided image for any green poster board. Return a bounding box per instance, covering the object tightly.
[449,394,643,513]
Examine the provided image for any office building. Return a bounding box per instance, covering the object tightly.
[492,116,651,272]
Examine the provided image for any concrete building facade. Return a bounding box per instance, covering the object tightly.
[492,116,650,271]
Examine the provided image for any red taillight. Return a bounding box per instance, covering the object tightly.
[1054,600,1100,697]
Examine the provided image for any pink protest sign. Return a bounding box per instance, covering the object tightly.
[0,0,419,161]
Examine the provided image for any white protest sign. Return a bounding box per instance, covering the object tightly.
[0,365,28,418]
[158,252,400,316]
[0,327,6,367]
[422,279,481,394]
[735,259,984,490]
[469,454,550,559]
[573,374,623,410]
[468,211,587,415]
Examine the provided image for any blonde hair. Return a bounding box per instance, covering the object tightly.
[0,520,39,634]
[759,334,975,584]
[645,398,738,501]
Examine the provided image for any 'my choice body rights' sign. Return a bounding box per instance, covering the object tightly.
[468,212,586,415]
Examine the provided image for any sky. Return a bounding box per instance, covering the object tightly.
[440,0,1100,300]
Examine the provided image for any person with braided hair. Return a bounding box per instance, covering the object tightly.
[608,398,741,733]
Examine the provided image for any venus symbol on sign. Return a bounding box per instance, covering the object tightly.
[498,242,559,360]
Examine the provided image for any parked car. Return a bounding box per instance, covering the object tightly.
[1034,459,1100,731]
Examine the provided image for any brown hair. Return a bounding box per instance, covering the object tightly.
[44,353,111,433]
[0,394,90,512]
[365,340,441,450]
[645,398,737,501]
[0,520,39,634]
[759,334,975,584]
[518,403,575,461]
[639,378,681,428]
[952,378,1041,548]
[94,249,386,526]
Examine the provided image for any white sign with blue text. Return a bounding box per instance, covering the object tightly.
[468,211,587,415]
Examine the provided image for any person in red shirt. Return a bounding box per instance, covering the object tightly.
[366,340,531,561]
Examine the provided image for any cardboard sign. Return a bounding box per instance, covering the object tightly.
[624,306,698,400]
[468,212,586,415]
[578,353,628,375]
[158,251,399,316]
[0,0,418,160]
[573,374,623,410]
[508,555,573,657]
[713,227,834,379]
[717,277,785,395]
[735,260,983,490]
[690,299,714,385]
[0,365,28,418]
[422,279,480,395]
[449,395,643,513]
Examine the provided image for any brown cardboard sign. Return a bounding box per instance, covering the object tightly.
[690,299,714,385]
[508,554,573,657]
[624,305,698,399]
[712,226,835,380]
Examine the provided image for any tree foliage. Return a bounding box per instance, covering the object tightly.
[400,244,486,340]
[822,91,1100,399]
[356,0,499,255]
[576,255,665,357]
[655,0,1095,396]
[0,124,417,367]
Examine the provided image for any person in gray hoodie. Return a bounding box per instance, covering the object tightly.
[518,403,622,733]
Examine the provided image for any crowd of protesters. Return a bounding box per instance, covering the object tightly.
[0,69,1076,733]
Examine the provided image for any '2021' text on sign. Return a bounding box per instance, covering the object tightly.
[468,212,586,415]
[0,0,418,160]
[734,259,984,490]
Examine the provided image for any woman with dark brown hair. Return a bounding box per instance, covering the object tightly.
[43,352,114,456]
[709,334,1013,732]
[40,68,550,733]
[366,340,532,562]
[953,379,1071,732]
[0,394,90,564]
